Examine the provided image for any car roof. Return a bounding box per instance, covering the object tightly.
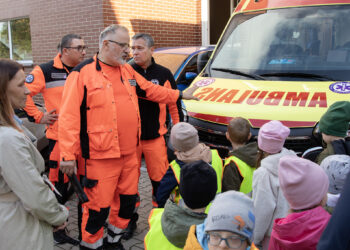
[154,46,215,56]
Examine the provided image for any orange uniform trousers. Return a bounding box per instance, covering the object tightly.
[136,136,169,207]
[80,153,139,249]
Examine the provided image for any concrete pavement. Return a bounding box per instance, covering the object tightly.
[55,166,152,250]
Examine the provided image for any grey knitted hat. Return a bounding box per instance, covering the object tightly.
[170,122,199,152]
[320,154,350,194]
[205,191,255,244]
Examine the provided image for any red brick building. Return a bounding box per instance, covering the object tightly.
[0,0,237,68]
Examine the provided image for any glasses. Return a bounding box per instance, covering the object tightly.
[65,46,88,52]
[108,40,129,49]
[207,233,246,249]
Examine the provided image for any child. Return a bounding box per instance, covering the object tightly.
[316,101,350,164]
[320,154,350,213]
[269,155,330,250]
[145,160,218,249]
[252,120,295,249]
[222,117,258,194]
[184,190,257,250]
[156,122,223,208]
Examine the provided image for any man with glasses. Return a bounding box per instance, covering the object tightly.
[58,24,199,250]
[24,33,86,246]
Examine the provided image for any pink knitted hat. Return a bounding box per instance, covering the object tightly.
[278,155,329,210]
[258,120,290,154]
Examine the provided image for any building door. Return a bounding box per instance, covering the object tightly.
[209,0,231,44]
[202,0,239,45]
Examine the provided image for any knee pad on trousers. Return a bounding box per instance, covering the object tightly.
[49,160,58,169]
[119,194,138,219]
[82,176,98,188]
[85,207,110,235]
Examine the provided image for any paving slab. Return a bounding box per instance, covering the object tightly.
[55,165,152,250]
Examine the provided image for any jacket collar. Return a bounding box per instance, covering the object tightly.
[131,57,156,72]
[94,54,102,71]
[53,53,64,69]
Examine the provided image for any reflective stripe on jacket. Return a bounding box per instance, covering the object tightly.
[224,155,255,194]
[144,208,182,250]
[169,149,223,212]
[24,54,69,140]
[58,56,180,161]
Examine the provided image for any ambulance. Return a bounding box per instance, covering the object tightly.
[184,0,350,155]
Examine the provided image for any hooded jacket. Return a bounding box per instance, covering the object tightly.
[222,142,258,192]
[269,206,330,250]
[252,148,296,245]
[184,223,208,250]
[156,144,213,208]
[161,200,207,248]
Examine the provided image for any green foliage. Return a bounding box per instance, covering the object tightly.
[11,18,32,60]
[0,18,32,60]
[0,22,10,58]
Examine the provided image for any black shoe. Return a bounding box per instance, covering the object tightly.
[103,240,125,250]
[121,213,138,240]
[53,229,80,245]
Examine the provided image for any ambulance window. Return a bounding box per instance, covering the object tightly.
[209,5,350,81]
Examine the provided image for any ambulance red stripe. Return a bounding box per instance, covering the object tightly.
[188,112,317,128]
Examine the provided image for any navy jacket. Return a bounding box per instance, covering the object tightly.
[317,172,350,250]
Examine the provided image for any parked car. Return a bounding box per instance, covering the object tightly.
[153,46,215,91]
[183,0,350,156]
[147,46,215,161]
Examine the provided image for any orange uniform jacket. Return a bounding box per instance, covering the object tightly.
[24,54,69,140]
[58,56,181,161]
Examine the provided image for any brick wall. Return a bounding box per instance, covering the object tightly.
[0,0,105,104]
[0,0,202,66]
[103,0,202,48]
[1,0,202,105]
[0,0,104,66]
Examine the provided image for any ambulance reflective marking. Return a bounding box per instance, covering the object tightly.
[187,111,317,127]
[194,87,327,108]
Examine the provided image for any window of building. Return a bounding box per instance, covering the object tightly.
[0,18,32,65]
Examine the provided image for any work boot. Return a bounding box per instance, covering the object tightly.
[103,238,125,250]
[121,213,138,240]
[53,229,80,245]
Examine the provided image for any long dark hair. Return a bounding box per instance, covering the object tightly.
[0,59,23,129]
[256,148,271,168]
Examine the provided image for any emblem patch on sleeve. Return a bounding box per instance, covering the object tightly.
[25,74,34,83]
[151,79,160,85]
[128,79,137,86]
